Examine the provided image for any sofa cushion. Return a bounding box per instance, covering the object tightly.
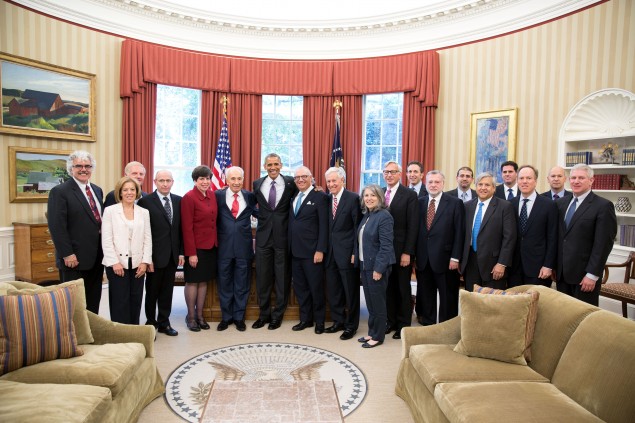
[409,344,548,395]
[0,342,145,398]
[454,290,536,365]
[0,380,112,423]
[551,310,635,423]
[0,285,83,376]
[6,278,94,345]
[434,381,603,423]
[0,282,14,295]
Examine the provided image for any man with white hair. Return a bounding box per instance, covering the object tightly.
[104,161,147,207]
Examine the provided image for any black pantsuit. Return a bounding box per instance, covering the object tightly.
[361,268,388,342]
[106,263,144,325]
[326,264,360,330]
[144,259,177,327]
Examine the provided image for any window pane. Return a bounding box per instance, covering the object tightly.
[365,146,380,169]
[261,95,303,176]
[365,121,381,145]
[381,121,398,145]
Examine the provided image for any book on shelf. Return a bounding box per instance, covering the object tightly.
[622,148,635,166]
[565,151,592,167]
[619,225,635,248]
[592,174,622,190]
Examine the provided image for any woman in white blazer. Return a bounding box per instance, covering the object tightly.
[102,176,152,324]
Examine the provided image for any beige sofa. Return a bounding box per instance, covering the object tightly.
[0,280,164,423]
[395,285,635,423]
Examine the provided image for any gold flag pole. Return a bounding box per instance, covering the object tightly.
[220,95,229,116]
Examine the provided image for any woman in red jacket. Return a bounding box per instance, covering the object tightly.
[181,165,218,331]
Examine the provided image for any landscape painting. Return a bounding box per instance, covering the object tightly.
[469,108,517,183]
[1,52,95,142]
[9,146,71,203]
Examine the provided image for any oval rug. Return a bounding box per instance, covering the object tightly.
[165,342,368,422]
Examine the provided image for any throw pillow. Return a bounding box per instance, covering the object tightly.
[454,290,536,365]
[473,284,540,361]
[6,279,93,344]
[0,285,83,376]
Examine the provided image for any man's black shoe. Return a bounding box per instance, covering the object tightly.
[292,321,314,331]
[324,323,344,333]
[235,320,247,331]
[158,325,178,336]
[340,329,356,340]
[268,319,282,330]
[252,318,270,329]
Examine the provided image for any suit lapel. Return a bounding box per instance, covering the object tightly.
[480,197,497,230]
[565,193,594,234]
[71,182,100,225]
[152,192,171,224]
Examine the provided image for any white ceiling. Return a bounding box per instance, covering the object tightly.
[15,0,599,58]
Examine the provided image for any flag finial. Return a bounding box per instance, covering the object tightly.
[333,100,342,113]
[220,95,229,115]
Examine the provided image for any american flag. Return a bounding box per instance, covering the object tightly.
[211,116,232,190]
[329,111,344,169]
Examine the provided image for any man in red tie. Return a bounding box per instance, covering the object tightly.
[48,150,104,314]
[215,166,257,331]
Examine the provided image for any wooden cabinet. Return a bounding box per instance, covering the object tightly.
[13,222,59,284]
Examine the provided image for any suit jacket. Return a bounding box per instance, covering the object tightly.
[104,190,147,208]
[215,189,257,260]
[326,189,361,269]
[510,194,558,279]
[354,209,396,273]
[557,192,617,283]
[541,189,571,201]
[137,191,183,268]
[460,196,517,280]
[445,188,477,201]
[47,179,104,270]
[385,184,420,258]
[415,194,465,274]
[410,185,428,198]
[253,175,298,249]
[495,184,517,200]
[101,203,152,269]
[289,189,329,259]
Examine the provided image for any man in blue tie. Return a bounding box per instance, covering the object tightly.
[494,160,518,200]
[461,172,517,291]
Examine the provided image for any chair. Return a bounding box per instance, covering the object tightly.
[601,251,635,318]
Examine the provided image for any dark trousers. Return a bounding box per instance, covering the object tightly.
[325,261,360,330]
[59,258,104,314]
[557,278,601,306]
[255,238,291,321]
[361,266,388,342]
[292,257,325,324]
[464,249,507,292]
[144,258,177,328]
[386,262,413,329]
[106,263,144,325]
[217,256,252,321]
[415,262,459,325]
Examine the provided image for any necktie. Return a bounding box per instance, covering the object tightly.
[461,192,467,202]
[472,202,484,252]
[163,196,172,223]
[564,198,578,229]
[520,198,529,233]
[411,186,416,191]
[426,198,436,230]
[268,180,276,209]
[294,192,304,216]
[385,188,391,206]
[507,188,514,200]
[332,196,338,219]
[85,185,101,224]
[231,193,239,218]
[553,194,559,200]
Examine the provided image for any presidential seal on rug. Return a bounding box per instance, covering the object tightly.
[165,343,367,421]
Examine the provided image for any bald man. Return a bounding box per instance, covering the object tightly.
[541,166,571,201]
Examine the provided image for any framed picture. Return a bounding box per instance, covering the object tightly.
[9,146,72,203]
[1,52,96,142]
[470,108,517,183]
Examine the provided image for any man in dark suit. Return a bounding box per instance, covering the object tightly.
[137,170,184,336]
[289,166,329,334]
[557,163,617,306]
[214,166,257,332]
[494,160,519,200]
[383,161,419,339]
[509,165,558,287]
[252,153,298,330]
[461,172,517,291]
[324,167,361,340]
[415,170,465,325]
[541,166,571,200]
[406,160,428,197]
[104,161,148,208]
[446,166,477,202]
[47,150,104,314]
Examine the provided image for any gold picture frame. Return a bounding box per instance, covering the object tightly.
[470,108,518,183]
[1,52,96,142]
[9,146,72,203]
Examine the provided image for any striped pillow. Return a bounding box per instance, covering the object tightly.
[0,285,83,376]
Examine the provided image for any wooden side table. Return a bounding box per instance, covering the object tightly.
[12,222,59,284]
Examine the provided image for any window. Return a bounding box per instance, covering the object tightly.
[361,93,404,190]
[154,85,202,196]
[261,95,303,176]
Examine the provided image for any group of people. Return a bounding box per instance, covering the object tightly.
[47,150,617,349]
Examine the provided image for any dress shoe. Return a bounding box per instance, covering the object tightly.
[158,325,178,336]
[324,323,344,334]
[217,320,230,331]
[292,321,314,331]
[417,316,426,326]
[340,329,356,340]
[315,323,325,334]
[197,318,210,330]
[357,336,372,343]
[234,320,246,332]
[385,324,397,335]
[362,340,384,348]
[252,318,270,329]
[268,319,282,330]
[186,318,200,332]
[392,329,402,340]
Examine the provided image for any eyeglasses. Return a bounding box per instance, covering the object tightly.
[156,179,173,184]
[382,170,400,175]
[294,175,311,181]
[72,164,93,170]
